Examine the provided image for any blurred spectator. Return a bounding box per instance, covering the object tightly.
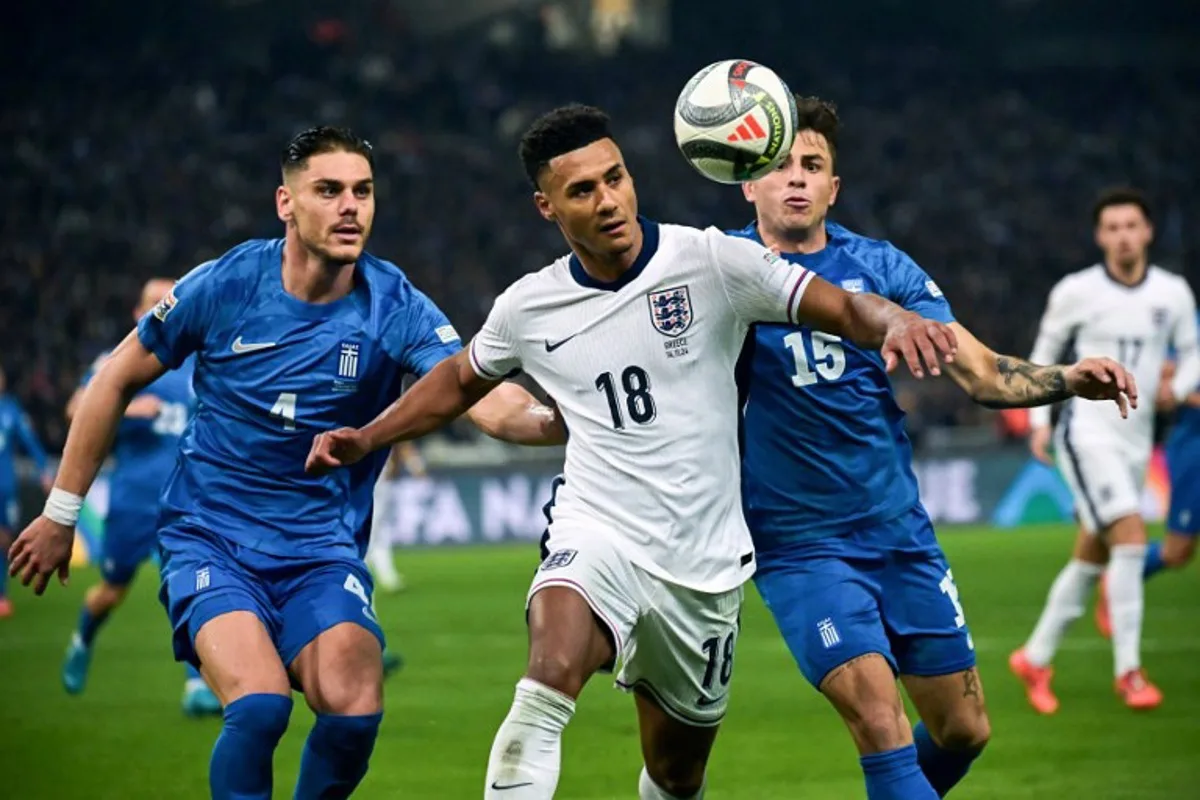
[3,1,1197,450]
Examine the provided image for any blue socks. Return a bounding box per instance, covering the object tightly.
[294,712,383,799]
[210,693,293,800]
[913,721,981,796]
[861,744,939,799]
[77,606,110,647]
[1143,540,1166,579]
[185,662,203,681]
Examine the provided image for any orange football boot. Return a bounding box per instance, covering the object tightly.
[1115,669,1162,710]
[1009,648,1059,714]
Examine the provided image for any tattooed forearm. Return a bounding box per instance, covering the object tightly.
[978,356,1073,409]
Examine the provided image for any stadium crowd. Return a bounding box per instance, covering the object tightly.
[4,2,1197,450]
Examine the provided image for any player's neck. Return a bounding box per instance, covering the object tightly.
[573,224,645,283]
[282,237,356,304]
[760,221,827,255]
[1104,258,1148,287]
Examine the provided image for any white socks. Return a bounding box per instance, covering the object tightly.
[1108,544,1147,677]
[639,767,706,799]
[484,679,576,799]
[1025,559,1103,666]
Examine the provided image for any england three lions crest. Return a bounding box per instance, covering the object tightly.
[647,285,694,337]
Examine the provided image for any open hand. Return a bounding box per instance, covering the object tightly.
[1066,357,1138,418]
[882,313,958,379]
[306,427,371,476]
[8,516,74,595]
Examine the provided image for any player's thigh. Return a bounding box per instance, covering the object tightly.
[616,574,742,730]
[158,526,287,700]
[634,691,719,796]
[276,558,386,714]
[194,610,291,705]
[98,508,158,588]
[754,550,896,689]
[819,653,912,754]
[525,531,635,698]
[901,667,990,751]
[1056,437,1144,536]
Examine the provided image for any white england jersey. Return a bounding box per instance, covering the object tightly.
[1029,264,1200,453]
[470,220,815,593]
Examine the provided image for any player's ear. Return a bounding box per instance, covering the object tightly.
[533,192,555,223]
[276,184,293,224]
[742,181,756,203]
[829,174,841,207]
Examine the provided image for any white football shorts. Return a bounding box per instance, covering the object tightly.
[527,525,743,727]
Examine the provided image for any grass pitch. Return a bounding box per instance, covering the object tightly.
[1,524,1197,798]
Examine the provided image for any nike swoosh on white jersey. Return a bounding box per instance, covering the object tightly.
[231,336,277,354]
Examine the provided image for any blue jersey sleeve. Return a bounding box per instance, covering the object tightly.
[136,261,217,369]
[884,246,955,323]
[12,401,48,473]
[382,288,462,377]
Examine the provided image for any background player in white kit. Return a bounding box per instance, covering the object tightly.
[1012,188,1199,713]
[306,105,958,800]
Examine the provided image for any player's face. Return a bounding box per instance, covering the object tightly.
[277,150,375,265]
[134,278,174,321]
[743,131,840,237]
[1095,204,1152,269]
[533,138,639,260]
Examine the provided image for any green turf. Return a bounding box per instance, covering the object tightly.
[1,524,1197,798]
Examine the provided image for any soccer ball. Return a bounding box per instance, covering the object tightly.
[674,59,798,184]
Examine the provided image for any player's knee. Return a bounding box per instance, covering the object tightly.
[87,582,128,613]
[305,662,383,716]
[643,754,705,799]
[1162,538,1196,568]
[525,649,589,698]
[845,704,913,754]
[934,709,991,753]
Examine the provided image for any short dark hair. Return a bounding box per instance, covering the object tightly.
[519,104,615,189]
[793,96,841,170]
[1092,187,1152,226]
[281,126,374,175]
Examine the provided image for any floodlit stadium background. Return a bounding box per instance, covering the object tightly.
[1,1,1198,797]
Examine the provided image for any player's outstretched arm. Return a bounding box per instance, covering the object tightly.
[306,350,497,475]
[797,277,958,379]
[9,330,167,594]
[466,383,567,446]
[942,322,1138,415]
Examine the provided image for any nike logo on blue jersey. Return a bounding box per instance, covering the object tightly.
[544,334,578,352]
[490,781,534,791]
[231,336,277,354]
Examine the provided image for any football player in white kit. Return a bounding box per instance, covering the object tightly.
[305,105,959,799]
[1011,188,1199,713]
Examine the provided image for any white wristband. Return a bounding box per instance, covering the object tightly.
[44,488,84,527]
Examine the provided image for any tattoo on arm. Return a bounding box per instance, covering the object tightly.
[983,356,1072,409]
[962,668,981,700]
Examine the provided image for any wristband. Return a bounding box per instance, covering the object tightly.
[44,488,84,527]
